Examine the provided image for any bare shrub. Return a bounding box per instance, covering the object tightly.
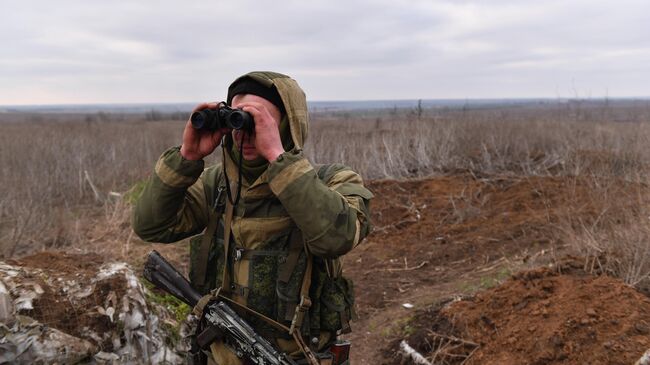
[564,218,650,291]
[558,175,650,291]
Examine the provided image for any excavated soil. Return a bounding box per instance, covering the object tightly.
[349,175,620,315]
[451,266,650,365]
[10,251,105,277]
[394,264,650,365]
[345,174,650,364]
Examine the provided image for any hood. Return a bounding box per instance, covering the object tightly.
[227,71,308,151]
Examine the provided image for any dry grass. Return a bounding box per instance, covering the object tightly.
[307,102,650,179]
[1,101,650,289]
[0,119,183,256]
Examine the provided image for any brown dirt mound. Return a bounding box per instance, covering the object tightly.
[9,251,126,350]
[349,174,645,314]
[10,250,105,276]
[396,268,650,365]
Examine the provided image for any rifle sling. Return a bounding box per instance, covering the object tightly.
[218,294,320,365]
[218,294,290,333]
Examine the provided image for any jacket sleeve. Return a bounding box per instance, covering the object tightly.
[132,146,212,243]
[267,150,373,258]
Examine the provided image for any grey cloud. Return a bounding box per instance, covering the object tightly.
[1,0,649,103]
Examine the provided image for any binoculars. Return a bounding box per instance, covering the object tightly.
[191,104,253,132]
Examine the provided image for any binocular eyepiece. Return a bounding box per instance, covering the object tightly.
[190,104,253,132]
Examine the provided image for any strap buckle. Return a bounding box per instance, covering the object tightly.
[289,295,312,335]
[234,247,244,262]
[212,186,226,213]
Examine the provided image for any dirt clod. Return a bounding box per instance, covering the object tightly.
[635,321,650,335]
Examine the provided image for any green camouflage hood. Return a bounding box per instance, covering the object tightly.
[227,71,308,151]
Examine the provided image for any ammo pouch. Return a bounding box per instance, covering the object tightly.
[275,233,357,338]
[318,271,356,334]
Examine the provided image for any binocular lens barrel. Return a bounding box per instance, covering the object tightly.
[226,110,253,130]
[190,110,209,130]
[189,105,253,132]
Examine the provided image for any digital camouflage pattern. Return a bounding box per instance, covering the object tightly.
[132,71,372,361]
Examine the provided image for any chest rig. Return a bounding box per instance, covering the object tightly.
[188,164,356,361]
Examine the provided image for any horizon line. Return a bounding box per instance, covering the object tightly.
[3,95,650,109]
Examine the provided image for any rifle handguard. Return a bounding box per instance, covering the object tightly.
[143,250,202,306]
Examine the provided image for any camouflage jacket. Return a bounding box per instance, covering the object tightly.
[132,72,372,357]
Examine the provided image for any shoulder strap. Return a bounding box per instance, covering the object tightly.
[193,217,219,288]
[281,230,314,337]
[194,186,226,288]
[220,200,235,294]
[287,232,318,363]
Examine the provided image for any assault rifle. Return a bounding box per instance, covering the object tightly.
[143,250,298,365]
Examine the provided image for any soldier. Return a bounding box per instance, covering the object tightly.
[132,71,372,364]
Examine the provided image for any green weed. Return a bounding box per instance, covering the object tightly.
[124,179,148,205]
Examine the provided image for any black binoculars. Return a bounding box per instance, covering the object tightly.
[190,103,253,132]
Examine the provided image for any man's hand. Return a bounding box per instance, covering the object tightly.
[237,101,285,162]
[180,102,231,161]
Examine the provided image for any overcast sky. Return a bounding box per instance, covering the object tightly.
[1,0,649,105]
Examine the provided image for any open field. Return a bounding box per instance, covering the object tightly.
[2,100,650,363]
[2,100,650,258]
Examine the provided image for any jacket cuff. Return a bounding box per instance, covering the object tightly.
[268,151,314,196]
[154,146,204,188]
